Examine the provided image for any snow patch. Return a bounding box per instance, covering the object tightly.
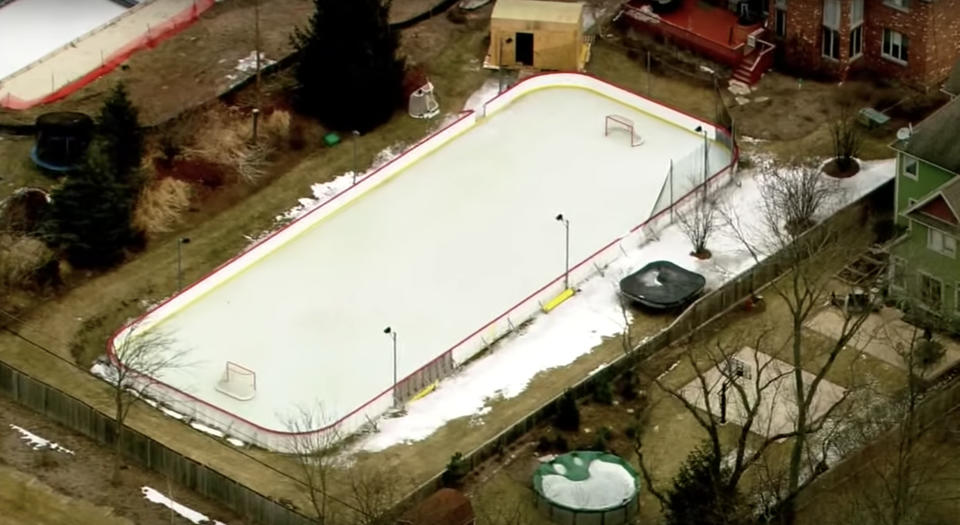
[142,486,225,525]
[351,157,895,453]
[9,424,75,455]
[190,421,225,438]
[541,460,636,510]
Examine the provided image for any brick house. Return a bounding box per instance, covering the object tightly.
[888,96,960,326]
[769,0,960,87]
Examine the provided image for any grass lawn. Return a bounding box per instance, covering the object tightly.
[0,462,131,525]
[0,135,50,201]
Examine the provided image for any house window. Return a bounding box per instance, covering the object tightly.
[902,157,918,179]
[822,0,840,28]
[883,29,909,62]
[822,27,840,59]
[920,273,942,309]
[775,8,787,37]
[850,26,863,58]
[892,257,907,289]
[850,0,863,58]
[885,0,910,10]
[927,228,957,258]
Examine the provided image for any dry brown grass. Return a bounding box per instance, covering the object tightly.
[132,177,193,236]
[0,234,52,289]
[175,106,289,184]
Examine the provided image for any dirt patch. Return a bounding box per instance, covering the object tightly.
[822,157,861,178]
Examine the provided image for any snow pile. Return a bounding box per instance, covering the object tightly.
[353,158,894,452]
[9,424,75,455]
[274,143,407,224]
[142,487,225,525]
[226,50,276,81]
[541,459,636,510]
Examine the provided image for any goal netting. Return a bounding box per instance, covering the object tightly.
[604,114,644,147]
[216,361,256,401]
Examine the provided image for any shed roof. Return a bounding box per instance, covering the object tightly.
[492,0,583,25]
[891,97,960,175]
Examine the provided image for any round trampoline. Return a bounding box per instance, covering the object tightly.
[30,112,94,173]
[619,260,706,309]
[533,451,640,525]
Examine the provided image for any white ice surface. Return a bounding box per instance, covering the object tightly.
[0,0,126,80]
[142,486,225,525]
[356,157,894,451]
[541,460,636,510]
[143,86,731,432]
[9,424,75,455]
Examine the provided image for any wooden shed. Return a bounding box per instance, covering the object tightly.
[486,0,590,72]
[396,488,475,525]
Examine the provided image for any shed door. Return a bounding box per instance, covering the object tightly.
[515,32,534,66]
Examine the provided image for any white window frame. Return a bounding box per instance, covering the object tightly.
[822,26,840,60]
[775,8,787,38]
[919,272,943,310]
[884,0,910,11]
[927,227,957,258]
[850,25,863,59]
[882,29,909,63]
[902,156,918,180]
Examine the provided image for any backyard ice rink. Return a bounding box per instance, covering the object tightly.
[0,0,125,80]
[113,76,732,447]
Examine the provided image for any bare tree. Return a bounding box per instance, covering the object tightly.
[109,326,189,483]
[676,196,718,258]
[716,165,875,524]
[345,464,406,525]
[831,104,863,174]
[283,406,342,524]
[756,160,842,237]
[633,328,853,519]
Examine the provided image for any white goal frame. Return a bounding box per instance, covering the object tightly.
[604,114,644,147]
[215,361,257,401]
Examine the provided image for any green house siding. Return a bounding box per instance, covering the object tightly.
[894,154,957,226]
[891,222,960,318]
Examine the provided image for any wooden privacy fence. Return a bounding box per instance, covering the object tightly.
[0,363,317,525]
[393,184,893,511]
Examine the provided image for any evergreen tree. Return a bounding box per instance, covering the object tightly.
[293,0,405,132]
[97,83,143,186]
[44,142,136,268]
[665,444,745,525]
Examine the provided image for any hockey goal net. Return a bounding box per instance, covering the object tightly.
[215,361,256,401]
[604,114,644,147]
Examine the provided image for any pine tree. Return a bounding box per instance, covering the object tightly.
[293,0,405,132]
[44,142,136,268]
[665,444,744,525]
[97,83,143,186]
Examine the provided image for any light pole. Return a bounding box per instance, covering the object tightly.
[352,130,360,184]
[383,326,398,407]
[695,125,709,193]
[176,237,191,292]
[555,214,570,290]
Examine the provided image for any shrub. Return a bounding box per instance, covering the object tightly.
[441,452,469,488]
[132,177,192,235]
[553,435,569,452]
[0,234,54,290]
[590,427,613,452]
[618,370,639,400]
[592,377,614,405]
[915,339,945,370]
[555,391,580,432]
